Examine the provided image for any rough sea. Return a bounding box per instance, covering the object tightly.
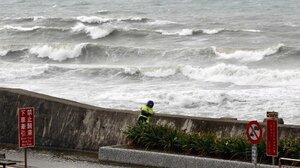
[1,0,300,124]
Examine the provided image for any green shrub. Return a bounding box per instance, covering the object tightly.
[280,138,300,159]
[124,124,300,165]
[184,133,216,155]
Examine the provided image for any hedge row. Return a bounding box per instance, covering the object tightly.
[124,124,300,165]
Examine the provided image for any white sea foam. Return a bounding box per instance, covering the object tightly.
[29,43,87,62]
[123,67,140,75]
[156,29,194,36]
[71,23,114,39]
[0,63,50,80]
[147,20,177,25]
[143,67,178,77]
[76,16,112,24]
[76,16,146,24]
[2,16,46,21]
[157,28,224,36]
[97,10,109,14]
[212,44,284,62]
[1,25,45,31]
[201,28,225,34]
[156,28,260,36]
[284,22,298,27]
[0,49,8,56]
[0,25,68,32]
[117,17,147,22]
[119,67,178,78]
[241,29,261,33]
[181,63,300,85]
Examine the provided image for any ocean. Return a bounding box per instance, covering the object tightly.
[1,0,300,124]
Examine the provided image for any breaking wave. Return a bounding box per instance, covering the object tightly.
[0,25,46,32]
[0,49,8,56]
[180,63,300,85]
[0,43,296,64]
[29,43,88,62]
[156,29,195,36]
[75,16,149,24]
[0,25,68,32]
[156,28,261,36]
[36,65,180,80]
[2,15,149,25]
[0,63,53,80]
[71,23,115,39]
[0,43,160,63]
[213,44,284,62]
[12,63,300,86]
[2,16,46,22]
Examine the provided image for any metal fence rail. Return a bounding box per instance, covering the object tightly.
[279,157,300,168]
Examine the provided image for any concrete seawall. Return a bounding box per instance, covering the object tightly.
[1,87,300,151]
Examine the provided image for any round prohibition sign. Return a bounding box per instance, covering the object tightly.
[246,121,262,144]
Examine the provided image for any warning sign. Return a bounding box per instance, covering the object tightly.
[266,118,278,157]
[246,121,262,144]
[18,107,35,148]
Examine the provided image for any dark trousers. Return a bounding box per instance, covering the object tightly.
[137,116,147,124]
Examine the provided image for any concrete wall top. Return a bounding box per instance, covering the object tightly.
[0,87,136,115]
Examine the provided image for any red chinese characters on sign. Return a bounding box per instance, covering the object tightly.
[18,107,35,148]
[266,118,278,157]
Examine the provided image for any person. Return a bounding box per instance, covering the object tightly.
[137,100,155,124]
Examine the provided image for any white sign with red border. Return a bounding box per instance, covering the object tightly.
[246,121,262,145]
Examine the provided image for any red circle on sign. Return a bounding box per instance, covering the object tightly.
[246,121,262,144]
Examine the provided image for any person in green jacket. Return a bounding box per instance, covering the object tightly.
[137,100,155,124]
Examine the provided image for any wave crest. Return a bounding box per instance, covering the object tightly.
[96,10,110,14]
[76,16,149,24]
[0,25,68,32]
[156,28,261,36]
[181,63,300,85]
[1,25,45,32]
[0,49,8,56]
[76,16,111,24]
[212,44,284,62]
[71,23,114,39]
[3,16,46,22]
[29,43,88,62]
[156,29,195,36]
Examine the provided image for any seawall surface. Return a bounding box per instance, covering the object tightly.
[1,88,300,151]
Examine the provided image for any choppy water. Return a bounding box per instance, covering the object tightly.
[1,0,300,124]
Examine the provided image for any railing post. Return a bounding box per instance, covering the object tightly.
[278,158,281,168]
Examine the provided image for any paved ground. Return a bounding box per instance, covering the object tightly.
[100,146,278,168]
[0,148,142,168]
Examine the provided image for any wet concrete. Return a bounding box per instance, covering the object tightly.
[0,148,138,168]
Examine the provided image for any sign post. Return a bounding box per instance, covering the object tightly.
[246,121,263,168]
[266,112,278,165]
[18,107,35,168]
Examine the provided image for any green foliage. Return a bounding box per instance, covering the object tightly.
[214,136,251,159]
[184,133,216,155]
[279,138,300,159]
[124,124,300,164]
[125,123,184,151]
